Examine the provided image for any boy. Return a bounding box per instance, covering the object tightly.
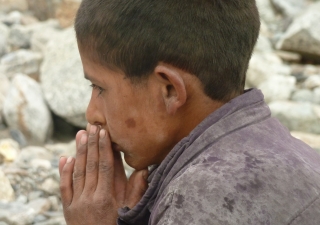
[59,0,320,224]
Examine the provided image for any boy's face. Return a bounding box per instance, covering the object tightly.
[79,49,178,170]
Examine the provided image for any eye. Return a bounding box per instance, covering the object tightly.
[90,84,105,96]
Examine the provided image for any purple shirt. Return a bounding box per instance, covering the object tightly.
[118,88,320,225]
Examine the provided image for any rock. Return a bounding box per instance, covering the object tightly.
[40,28,91,127]
[254,35,273,53]
[255,0,278,24]
[0,139,20,163]
[55,0,81,28]
[45,140,76,157]
[40,177,59,195]
[269,101,320,134]
[275,50,301,63]
[27,198,51,214]
[31,23,60,53]
[0,23,9,57]
[304,75,320,89]
[270,0,307,18]
[0,0,28,14]
[8,24,32,49]
[0,201,36,225]
[1,11,22,26]
[0,169,15,201]
[246,53,291,87]
[28,191,44,201]
[0,50,43,79]
[27,0,62,21]
[291,131,320,150]
[34,216,66,225]
[30,159,52,170]
[48,195,60,211]
[15,146,52,168]
[313,87,320,104]
[3,74,52,144]
[16,195,27,204]
[258,75,296,103]
[276,2,320,59]
[291,89,314,102]
[0,74,10,125]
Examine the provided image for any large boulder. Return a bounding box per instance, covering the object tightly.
[269,101,320,134]
[3,74,53,145]
[40,28,91,127]
[0,50,43,79]
[276,2,320,60]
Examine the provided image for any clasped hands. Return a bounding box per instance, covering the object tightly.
[59,124,148,225]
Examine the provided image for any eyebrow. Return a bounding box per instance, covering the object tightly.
[84,72,97,82]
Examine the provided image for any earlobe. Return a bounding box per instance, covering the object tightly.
[154,64,187,115]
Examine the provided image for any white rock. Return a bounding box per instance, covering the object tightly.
[0,74,10,124]
[31,25,60,53]
[254,35,273,53]
[8,24,32,49]
[0,201,35,225]
[0,0,28,14]
[246,53,291,87]
[255,0,278,24]
[3,74,53,144]
[30,158,52,170]
[0,23,9,57]
[276,2,320,58]
[269,101,320,134]
[27,198,51,214]
[15,146,52,168]
[291,131,320,150]
[40,177,59,195]
[304,75,320,89]
[0,169,15,201]
[0,139,20,163]
[0,50,43,78]
[258,76,296,103]
[271,0,307,18]
[1,10,22,26]
[313,87,320,104]
[40,28,91,127]
[291,89,314,103]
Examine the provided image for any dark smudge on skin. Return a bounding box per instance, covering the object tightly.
[125,118,136,128]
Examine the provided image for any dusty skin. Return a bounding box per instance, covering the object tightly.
[59,124,148,225]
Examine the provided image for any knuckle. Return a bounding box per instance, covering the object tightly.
[99,161,112,174]
[73,170,85,181]
[86,161,98,173]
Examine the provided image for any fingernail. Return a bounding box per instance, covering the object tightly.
[66,156,73,163]
[90,125,98,135]
[80,133,88,145]
[100,129,106,138]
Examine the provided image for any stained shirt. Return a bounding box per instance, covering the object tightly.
[118,88,320,225]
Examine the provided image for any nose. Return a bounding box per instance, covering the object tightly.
[86,93,105,126]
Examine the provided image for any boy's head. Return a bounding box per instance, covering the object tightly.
[75,0,260,102]
[75,0,260,169]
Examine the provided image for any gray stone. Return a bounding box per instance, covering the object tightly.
[0,74,10,125]
[254,35,273,53]
[258,75,296,103]
[39,177,59,195]
[3,74,52,144]
[291,89,314,102]
[276,2,320,59]
[0,23,9,57]
[304,75,320,89]
[40,28,91,127]
[256,0,278,24]
[0,201,36,225]
[246,53,291,87]
[0,50,43,79]
[271,0,307,18]
[269,101,320,134]
[0,169,15,201]
[31,22,60,53]
[1,11,22,26]
[15,146,52,168]
[27,198,51,214]
[8,24,32,49]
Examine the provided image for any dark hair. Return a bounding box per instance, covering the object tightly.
[75,0,260,102]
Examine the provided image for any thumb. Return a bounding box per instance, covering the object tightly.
[125,169,148,209]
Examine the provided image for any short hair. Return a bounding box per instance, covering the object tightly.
[75,0,260,102]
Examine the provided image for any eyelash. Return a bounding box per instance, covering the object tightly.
[90,84,104,95]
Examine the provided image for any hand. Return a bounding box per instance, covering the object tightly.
[59,125,148,225]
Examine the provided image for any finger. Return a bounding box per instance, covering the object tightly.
[60,156,75,208]
[113,150,127,206]
[59,156,67,176]
[125,169,148,209]
[83,124,100,193]
[72,130,88,198]
[96,129,116,194]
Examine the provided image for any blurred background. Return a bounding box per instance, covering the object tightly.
[0,0,320,224]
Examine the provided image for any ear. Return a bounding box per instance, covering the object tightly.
[154,64,187,115]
